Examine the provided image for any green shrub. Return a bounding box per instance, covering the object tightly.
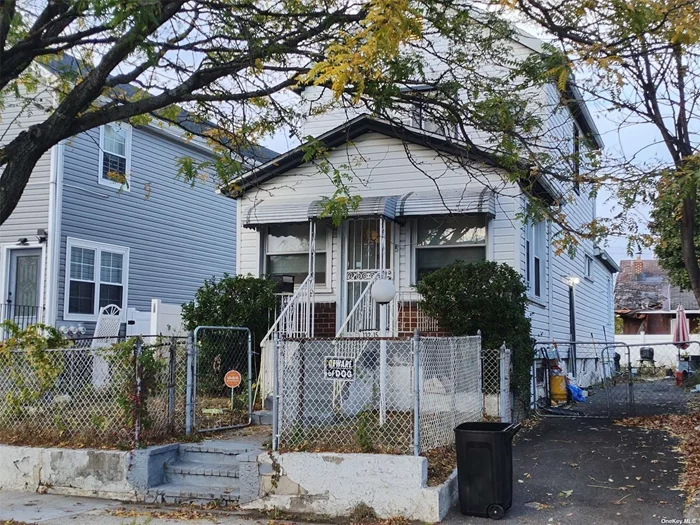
[416,261,534,398]
[181,273,277,347]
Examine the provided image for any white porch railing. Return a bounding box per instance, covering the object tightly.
[336,272,382,337]
[258,275,314,403]
[395,290,440,334]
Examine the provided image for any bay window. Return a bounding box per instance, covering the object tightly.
[65,238,129,319]
[414,215,487,280]
[264,223,327,284]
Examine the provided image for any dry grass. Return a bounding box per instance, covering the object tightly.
[0,424,201,450]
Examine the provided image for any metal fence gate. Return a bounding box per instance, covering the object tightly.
[189,326,252,432]
[534,340,698,418]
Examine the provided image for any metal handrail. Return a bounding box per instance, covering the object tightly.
[260,275,314,348]
[336,272,381,337]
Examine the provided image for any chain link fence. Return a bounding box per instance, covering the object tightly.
[0,335,189,447]
[274,334,488,454]
[534,340,698,418]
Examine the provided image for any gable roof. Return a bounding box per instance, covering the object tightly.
[40,54,278,163]
[222,114,558,202]
[614,259,699,313]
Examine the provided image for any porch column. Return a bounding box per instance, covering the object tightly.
[308,220,316,336]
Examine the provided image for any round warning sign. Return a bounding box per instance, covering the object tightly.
[224,370,242,388]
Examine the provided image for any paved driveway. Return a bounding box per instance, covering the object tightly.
[445,417,687,524]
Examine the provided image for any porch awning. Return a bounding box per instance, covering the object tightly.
[397,188,496,217]
[243,199,314,227]
[309,195,399,220]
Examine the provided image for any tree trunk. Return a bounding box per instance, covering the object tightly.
[679,189,700,307]
[0,130,50,225]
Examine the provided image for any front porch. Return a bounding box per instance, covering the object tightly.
[250,189,494,347]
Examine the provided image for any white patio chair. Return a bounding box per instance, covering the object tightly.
[91,304,123,388]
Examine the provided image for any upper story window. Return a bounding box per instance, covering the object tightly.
[99,122,132,189]
[264,223,327,285]
[414,215,486,281]
[525,220,546,299]
[584,254,594,280]
[65,238,129,320]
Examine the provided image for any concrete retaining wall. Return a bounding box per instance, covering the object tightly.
[242,452,458,522]
[0,443,178,500]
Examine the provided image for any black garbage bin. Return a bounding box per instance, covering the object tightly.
[454,421,521,520]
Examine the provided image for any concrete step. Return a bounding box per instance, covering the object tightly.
[150,483,240,505]
[178,441,256,466]
[164,461,239,487]
[251,410,273,426]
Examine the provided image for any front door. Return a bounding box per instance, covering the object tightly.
[4,248,42,328]
[342,218,392,327]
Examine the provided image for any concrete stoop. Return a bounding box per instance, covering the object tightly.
[147,441,262,506]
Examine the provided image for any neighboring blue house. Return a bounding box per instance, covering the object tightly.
[0,59,275,336]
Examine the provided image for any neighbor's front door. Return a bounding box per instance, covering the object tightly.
[5,248,42,327]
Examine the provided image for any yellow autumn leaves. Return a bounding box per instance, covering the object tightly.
[302,0,422,101]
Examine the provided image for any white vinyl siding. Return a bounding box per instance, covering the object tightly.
[238,133,521,301]
[0,81,54,311]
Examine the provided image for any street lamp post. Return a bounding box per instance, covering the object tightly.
[372,278,396,426]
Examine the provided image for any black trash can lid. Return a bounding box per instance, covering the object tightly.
[455,422,519,434]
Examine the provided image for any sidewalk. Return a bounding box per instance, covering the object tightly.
[0,492,268,525]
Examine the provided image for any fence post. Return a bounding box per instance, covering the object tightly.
[450,338,456,432]
[168,336,176,432]
[185,331,194,435]
[247,329,253,423]
[412,329,421,456]
[626,345,635,417]
[477,330,483,419]
[499,344,511,423]
[134,337,143,447]
[272,332,280,451]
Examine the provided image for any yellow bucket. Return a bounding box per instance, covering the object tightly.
[550,375,567,403]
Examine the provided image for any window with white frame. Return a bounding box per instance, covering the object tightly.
[584,254,594,280]
[414,215,487,281]
[99,123,131,188]
[525,220,546,298]
[264,223,327,285]
[65,239,129,318]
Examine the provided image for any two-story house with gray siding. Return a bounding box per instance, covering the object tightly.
[0,62,275,335]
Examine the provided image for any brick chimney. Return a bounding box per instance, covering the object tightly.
[633,254,643,279]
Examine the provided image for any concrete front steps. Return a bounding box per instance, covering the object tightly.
[149,441,261,505]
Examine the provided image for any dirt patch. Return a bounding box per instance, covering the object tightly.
[106,506,222,520]
[423,446,457,486]
[0,426,202,450]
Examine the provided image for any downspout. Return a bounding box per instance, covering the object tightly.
[45,141,64,326]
